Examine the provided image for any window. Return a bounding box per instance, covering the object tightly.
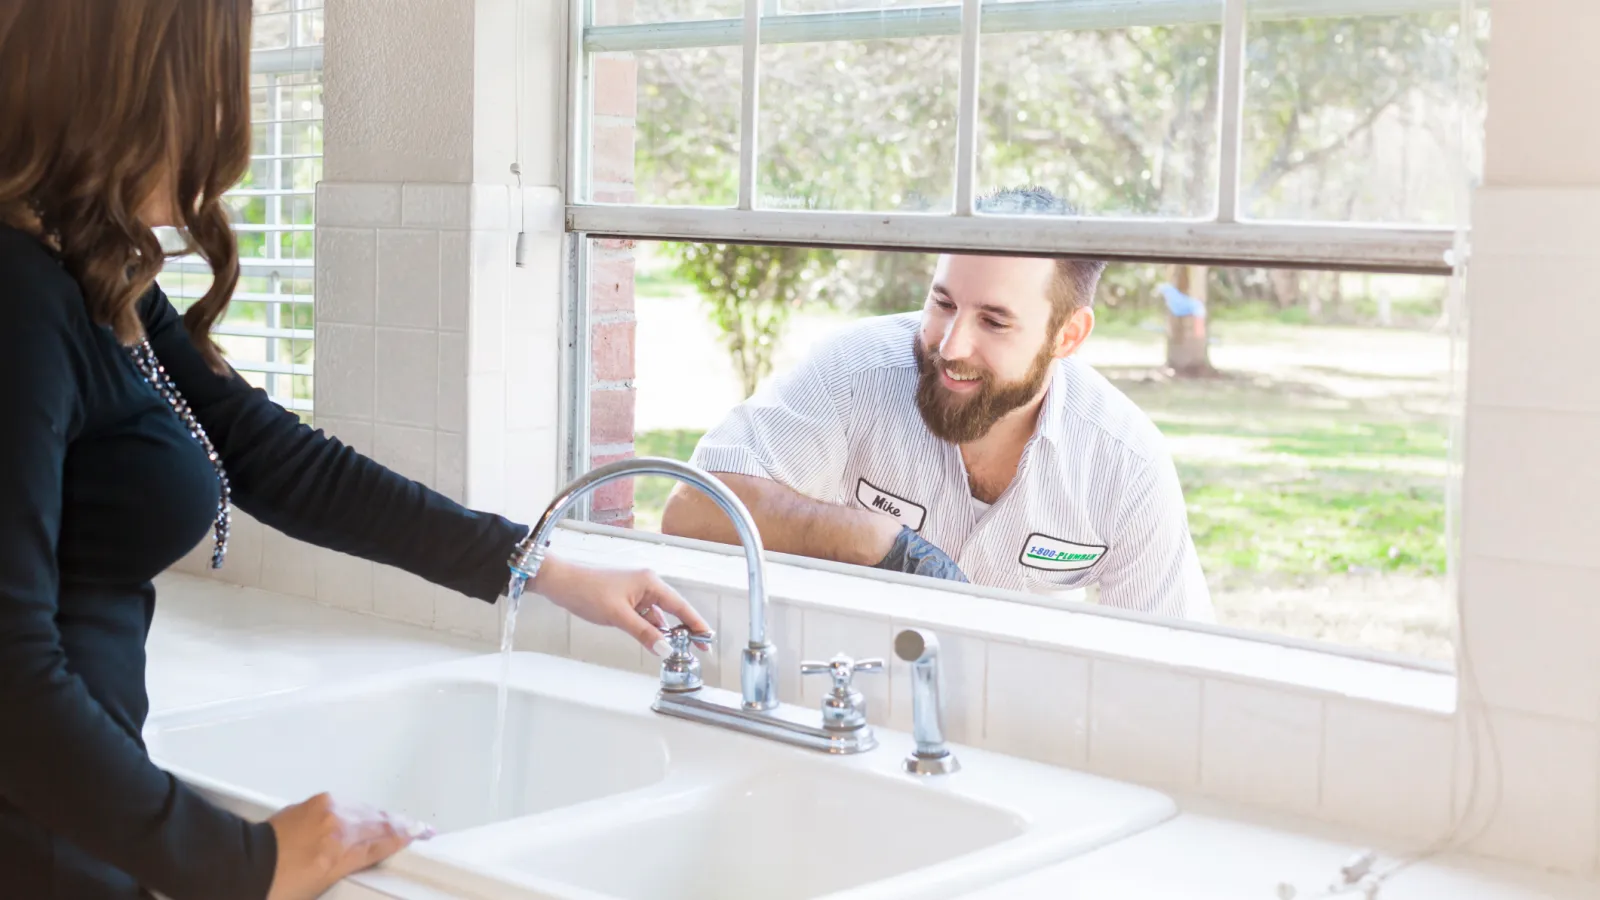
[565,0,1485,662]
[161,0,324,422]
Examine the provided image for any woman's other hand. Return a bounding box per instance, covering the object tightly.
[265,793,433,900]
[531,556,710,655]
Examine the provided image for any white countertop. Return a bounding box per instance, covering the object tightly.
[145,573,1597,900]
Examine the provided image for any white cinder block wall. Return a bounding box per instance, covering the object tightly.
[169,0,1600,880]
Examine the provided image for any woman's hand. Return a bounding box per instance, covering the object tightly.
[265,793,433,900]
[531,555,711,655]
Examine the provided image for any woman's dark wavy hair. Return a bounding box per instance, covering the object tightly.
[0,0,253,372]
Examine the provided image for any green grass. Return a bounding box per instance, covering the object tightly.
[632,429,706,531]
[1180,466,1445,588]
[628,377,1453,587]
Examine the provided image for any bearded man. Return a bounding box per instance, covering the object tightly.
[660,188,1213,621]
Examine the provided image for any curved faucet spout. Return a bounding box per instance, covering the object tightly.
[505,457,777,710]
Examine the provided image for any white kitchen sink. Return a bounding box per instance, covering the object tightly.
[146,675,670,833]
[146,652,1177,900]
[456,766,1026,900]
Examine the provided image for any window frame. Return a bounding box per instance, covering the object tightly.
[162,32,324,416]
[554,0,1478,673]
[564,0,1480,274]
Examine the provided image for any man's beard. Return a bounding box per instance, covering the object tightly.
[914,335,1057,444]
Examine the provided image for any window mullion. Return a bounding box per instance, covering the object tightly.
[1215,0,1248,222]
[737,0,762,210]
[954,0,982,215]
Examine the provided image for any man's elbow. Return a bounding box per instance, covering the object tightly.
[661,484,723,542]
[661,475,763,545]
[659,486,695,538]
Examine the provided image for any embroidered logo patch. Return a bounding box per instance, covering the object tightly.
[1018,533,1107,572]
[855,478,927,532]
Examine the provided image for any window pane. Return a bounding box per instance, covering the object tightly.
[596,0,740,26]
[253,12,292,50]
[759,32,960,212]
[979,12,1223,218]
[1242,9,1489,224]
[296,8,325,46]
[604,47,743,206]
[779,0,938,13]
[589,238,1459,660]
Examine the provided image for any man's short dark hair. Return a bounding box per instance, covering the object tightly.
[975,186,1108,331]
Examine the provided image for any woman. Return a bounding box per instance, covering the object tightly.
[0,3,707,898]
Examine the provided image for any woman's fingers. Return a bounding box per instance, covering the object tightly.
[644,573,711,634]
[638,604,668,630]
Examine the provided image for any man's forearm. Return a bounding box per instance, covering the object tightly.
[660,473,899,567]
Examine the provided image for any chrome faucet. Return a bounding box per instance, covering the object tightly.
[505,456,777,710]
[506,457,881,754]
[895,628,960,775]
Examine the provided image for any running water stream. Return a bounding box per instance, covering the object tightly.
[488,591,521,819]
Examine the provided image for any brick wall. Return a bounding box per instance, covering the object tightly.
[586,0,638,526]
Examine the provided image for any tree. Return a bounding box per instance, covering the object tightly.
[671,242,832,398]
[1164,266,1216,376]
[632,12,1482,372]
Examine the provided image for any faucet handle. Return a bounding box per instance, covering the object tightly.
[662,624,715,656]
[658,626,714,694]
[800,654,884,695]
[801,654,883,733]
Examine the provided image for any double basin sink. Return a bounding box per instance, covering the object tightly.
[145,650,1177,899]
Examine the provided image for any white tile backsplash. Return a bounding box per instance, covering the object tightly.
[315,548,374,613]
[373,423,436,487]
[314,417,374,457]
[433,588,499,643]
[1459,555,1600,723]
[376,229,441,329]
[374,328,440,427]
[984,641,1088,768]
[401,183,471,229]
[316,182,401,227]
[1322,699,1456,841]
[514,594,572,657]
[1472,187,1600,258]
[437,332,468,434]
[1200,679,1323,815]
[470,184,512,231]
[1089,659,1202,790]
[312,324,376,420]
[259,527,317,599]
[468,230,509,376]
[373,565,436,628]
[465,373,507,513]
[1458,706,1600,873]
[504,427,557,527]
[435,431,467,504]
[440,230,470,331]
[1461,406,1600,570]
[570,614,645,672]
[315,227,377,325]
[507,330,561,430]
[1465,252,1600,416]
[801,610,893,725]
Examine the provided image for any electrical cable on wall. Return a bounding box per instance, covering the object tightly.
[513,0,529,267]
[1274,2,1501,892]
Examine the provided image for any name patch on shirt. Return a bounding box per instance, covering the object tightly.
[1018,533,1107,572]
[856,478,927,532]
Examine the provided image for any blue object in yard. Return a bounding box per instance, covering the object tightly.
[1158,282,1206,318]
